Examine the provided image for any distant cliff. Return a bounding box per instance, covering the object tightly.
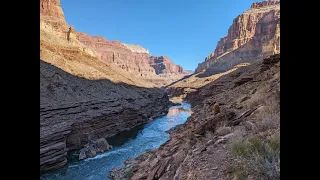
[77,32,189,78]
[196,0,280,73]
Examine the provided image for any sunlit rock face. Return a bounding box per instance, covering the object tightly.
[196,0,280,73]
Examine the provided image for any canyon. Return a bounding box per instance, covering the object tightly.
[40,0,187,172]
[40,0,280,179]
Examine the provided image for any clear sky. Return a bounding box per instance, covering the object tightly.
[61,0,257,71]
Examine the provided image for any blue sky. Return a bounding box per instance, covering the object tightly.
[61,0,256,71]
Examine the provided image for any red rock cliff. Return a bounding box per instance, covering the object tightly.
[40,0,187,78]
[77,32,187,77]
[196,0,280,73]
[40,0,69,32]
[150,56,184,74]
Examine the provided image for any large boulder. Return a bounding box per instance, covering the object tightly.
[78,138,112,160]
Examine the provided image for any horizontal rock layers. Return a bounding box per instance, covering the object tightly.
[40,60,171,172]
[77,32,188,79]
[196,0,280,73]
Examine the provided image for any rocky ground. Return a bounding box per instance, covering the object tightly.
[110,54,280,180]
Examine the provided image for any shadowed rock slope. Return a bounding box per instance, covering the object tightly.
[40,60,171,172]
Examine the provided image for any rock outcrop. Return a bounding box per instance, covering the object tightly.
[150,56,184,74]
[79,138,112,160]
[40,0,69,36]
[196,0,280,73]
[122,43,150,54]
[110,54,280,180]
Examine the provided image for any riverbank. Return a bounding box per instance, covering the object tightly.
[109,55,280,180]
[40,103,192,180]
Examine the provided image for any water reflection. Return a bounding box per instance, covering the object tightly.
[167,106,192,116]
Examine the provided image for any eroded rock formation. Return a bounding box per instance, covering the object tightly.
[196,0,280,73]
[40,0,177,172]
[77,32,188,79]
[150,56,184,74]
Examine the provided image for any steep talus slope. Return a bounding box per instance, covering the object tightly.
[196,0,280,73]
[110,54,280,180]
[40,0,175,172]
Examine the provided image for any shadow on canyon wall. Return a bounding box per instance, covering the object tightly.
[40,59,172,172]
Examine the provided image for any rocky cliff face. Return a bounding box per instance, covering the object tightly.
[40,0,176,172]
[40,0,68,34]
[196,0,280,73]
[76,32,157,76]
[77,32,188,80]
[150,56,184,74]
[122,43,150,54]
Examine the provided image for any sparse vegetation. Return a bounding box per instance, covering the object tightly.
[230,136,280,180]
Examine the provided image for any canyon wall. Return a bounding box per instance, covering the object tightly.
[196,0,280,73]
[77,32,189,80]
[40,0,179,172]
[40,60,171,172]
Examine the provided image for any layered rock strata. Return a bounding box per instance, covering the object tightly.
[196,0,280,73]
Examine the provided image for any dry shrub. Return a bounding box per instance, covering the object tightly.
[229,126,247,143]
[230,136,280,180]
[255,113,280,133]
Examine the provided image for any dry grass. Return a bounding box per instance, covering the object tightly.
[230,136,280,180]
[229,75,280,179]
[255,113,280,133]
[229,106,280,179]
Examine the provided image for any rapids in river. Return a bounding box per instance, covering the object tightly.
[40,102,192,180]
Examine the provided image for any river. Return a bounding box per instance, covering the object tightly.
[40,102,192,180]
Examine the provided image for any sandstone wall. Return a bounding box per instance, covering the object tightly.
[196,1,280,73]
